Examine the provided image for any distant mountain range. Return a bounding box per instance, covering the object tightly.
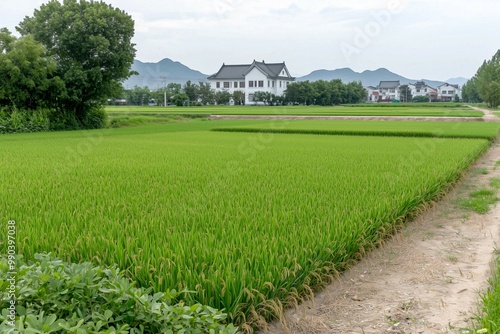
[297,67,468,88]
[122,58,468,89]
[123,59,208,89]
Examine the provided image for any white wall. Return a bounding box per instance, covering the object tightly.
[210,80,245,94]
[245,68,271,104]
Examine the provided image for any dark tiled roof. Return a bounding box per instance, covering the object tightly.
[208,61,293,80]
[207,64,249,80]
[378,80,400,89]
[438,83,459,89]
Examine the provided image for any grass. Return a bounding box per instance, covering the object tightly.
[106,105,484,117]
[459,187,500,214]
[472,256,500,333]
[0,120,491,331]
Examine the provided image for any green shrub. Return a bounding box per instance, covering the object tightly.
[0,253,239,334]
[83,106,108,129]
[0,108,50,134]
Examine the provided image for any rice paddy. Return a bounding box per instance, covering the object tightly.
[106,104,483,117]
[1,111,498,331]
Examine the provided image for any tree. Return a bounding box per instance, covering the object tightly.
[183,80,199,102]
[214,91,231,105]
[0,29,64,111]
[398,84,413,103]
[284,80,364,105]
[232,90,245,105]
[17,0,136,127]
[412,96,430,103]
[124,86,152,106]
[475,50,500,108]
[198,82,214,104]
[462,77,482,103]
[345,81,366,104]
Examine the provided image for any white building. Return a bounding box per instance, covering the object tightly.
[408,81,438,102]
[366,86,379,103]
[437,83,461,102]
[207,60,295,104]
[377,81,400,101]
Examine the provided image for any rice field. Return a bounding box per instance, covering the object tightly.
[211,119,500,140]
[106,104,483,117]
[0,119,496,330]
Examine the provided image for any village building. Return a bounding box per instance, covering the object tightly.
[408,81,438,101]
[437,83,461,102]
[366,80,461,103]
[207,60,295,104]
[378,81,401,101]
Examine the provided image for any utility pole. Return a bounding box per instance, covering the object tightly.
[160,76,167,107]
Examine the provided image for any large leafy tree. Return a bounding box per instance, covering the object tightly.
[462,76,482,103]
[17,0,136,126]
[0,29,64,110]
[475,50,500,108]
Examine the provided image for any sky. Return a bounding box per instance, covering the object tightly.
[2,0,499,81]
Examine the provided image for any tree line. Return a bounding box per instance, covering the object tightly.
[284,80,366,105]
[0,0,135,132]
[120,81,246,106]
[120,79,367,106]
[462,49,500,108]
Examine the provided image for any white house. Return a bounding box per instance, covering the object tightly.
[437,83,461,102]
[366,86,379,103]
[207,60,295,104]
[408,81,437,101]
[377,81,400,101]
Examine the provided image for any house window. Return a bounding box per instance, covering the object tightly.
[268,80,270,87]
[286,82,289,86]
[216,82,220,88]
[258,80,264,87]
[240,82,245,88]
[234,81,238,88]
[223,82,230,88]
[279,81,282,88]
[448,90,454,94]
[254,81,257,87]
[389,89,395,93]
[416,89,420,93]
[249,81,254,88]
[272,81,275,88]
[248,93,254,101]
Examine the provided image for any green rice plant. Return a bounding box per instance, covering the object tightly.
[105,105,484,117]
[0,123,491,331]
[210,120,500,141]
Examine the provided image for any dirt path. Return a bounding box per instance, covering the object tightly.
[210,115,484,122]
[468,106,499,122]
[264,141,500,334]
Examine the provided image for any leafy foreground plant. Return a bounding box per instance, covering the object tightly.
[470,256,500,334]
[0,253,238,334]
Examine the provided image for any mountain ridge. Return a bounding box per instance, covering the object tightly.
[122,58,469,89]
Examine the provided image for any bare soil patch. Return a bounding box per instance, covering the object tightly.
[264,141,500,334]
